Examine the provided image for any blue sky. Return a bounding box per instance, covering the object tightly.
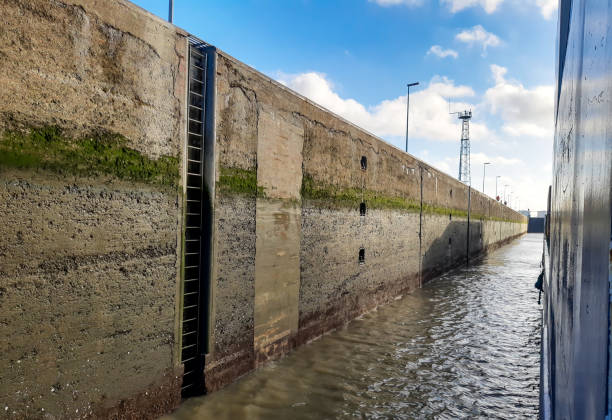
[133,0,557,211]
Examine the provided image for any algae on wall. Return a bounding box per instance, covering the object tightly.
[217,166,265,197]
[0,126,179,188]
[301,174,526,223]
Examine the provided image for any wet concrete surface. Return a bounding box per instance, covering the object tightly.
[166,234,541,419]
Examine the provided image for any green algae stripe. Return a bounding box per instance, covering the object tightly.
[302,175,525,223]
[0,126,179,187]
[301,174,420,212]
[218,166,265,197]
[215,169,525,224]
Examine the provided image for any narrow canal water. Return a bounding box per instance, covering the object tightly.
[166,234,542,419]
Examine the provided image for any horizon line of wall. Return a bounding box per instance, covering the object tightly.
[0,0,527,418]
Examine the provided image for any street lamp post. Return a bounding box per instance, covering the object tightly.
[482,162,490,194]
[168,0,174,23]
[405,82,420,153]
[496,176,501,200]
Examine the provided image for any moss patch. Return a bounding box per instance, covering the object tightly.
[472,214,527,224]
[301,174,420,212]
[302,175,525,223]
[217,166,265,197]
[0,126,179,187]
[423,203,468,218]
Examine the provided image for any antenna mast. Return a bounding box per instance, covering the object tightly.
[448,100,473,185]
[457,110,472,185]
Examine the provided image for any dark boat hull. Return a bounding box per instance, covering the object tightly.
[542,0,612,418]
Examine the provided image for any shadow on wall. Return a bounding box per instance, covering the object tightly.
[420,220,496,283]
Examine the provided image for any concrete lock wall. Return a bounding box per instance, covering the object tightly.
[0,0,527,417]
[207,52,527,390]
[0,0,189,417]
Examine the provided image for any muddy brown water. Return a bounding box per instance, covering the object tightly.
[165,234,542,419]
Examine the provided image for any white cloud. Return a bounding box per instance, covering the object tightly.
[483,64,554,139]
[490,63,507,84]
[536,0,558,19]
[371,0,558,19]
[427,45,459,59]
[368,0,423,6]
[430,150,549,210]
[277,72,494,142]
[441,0,504,13]
[455,25,501,54]
[444,151,523,184]
[441,0,557,17]
[471,152,522,166]
[430,157,454,176]
[494,170,551,211]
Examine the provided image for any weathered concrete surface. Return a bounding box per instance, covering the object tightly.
[254,200,301,363]
[204,194,256,393]
[207,50,527,393]
[254,109,303,363]
[299,206,422,343]
[0,0,187,159]
[0,171,182,418]
[0,0,188,417]
[205,49,260,392]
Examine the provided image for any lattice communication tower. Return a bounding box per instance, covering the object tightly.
[457,110,472,185]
